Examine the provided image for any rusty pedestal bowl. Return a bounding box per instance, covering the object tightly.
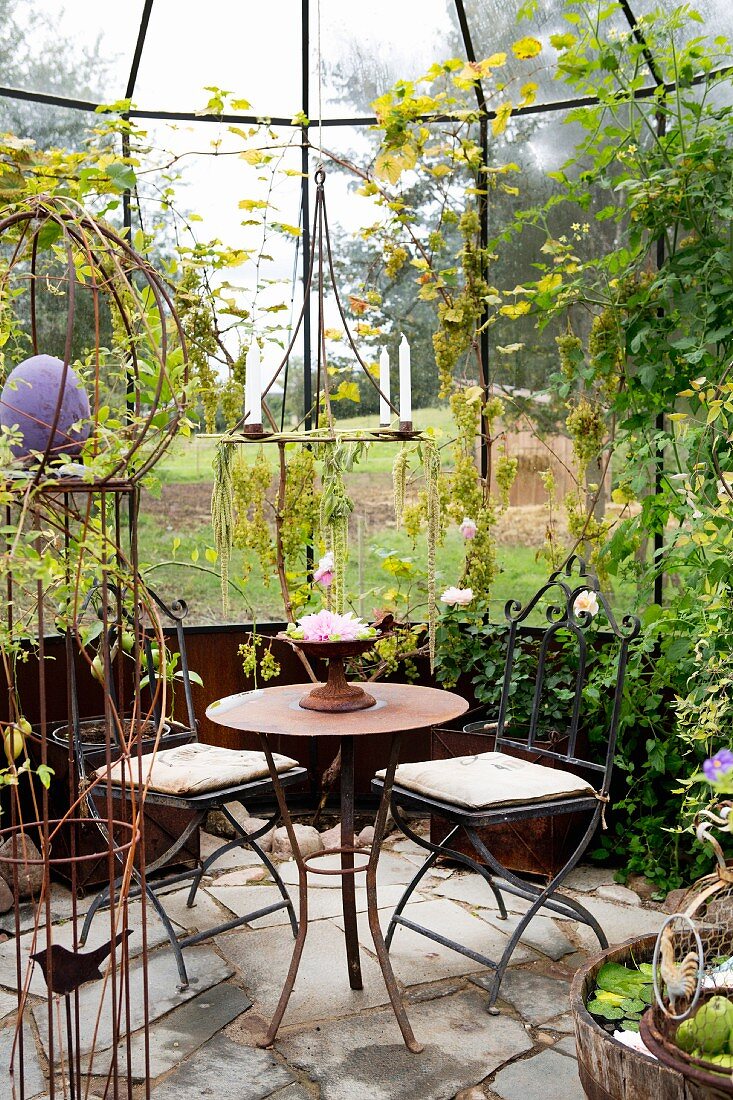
[277,635,381,712]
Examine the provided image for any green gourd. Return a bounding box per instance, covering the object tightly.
[691,997,733,1055]
[675,1018,697,1054]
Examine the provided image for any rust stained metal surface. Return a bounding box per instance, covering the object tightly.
[206,682,468,738]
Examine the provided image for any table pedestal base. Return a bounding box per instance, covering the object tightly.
[257,731,422,1053]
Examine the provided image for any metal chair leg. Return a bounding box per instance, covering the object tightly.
[465,808,604,1011]
[384,824,455,951]
[185,806,298,938]
[386,804,508,940]
[247,833,298,938]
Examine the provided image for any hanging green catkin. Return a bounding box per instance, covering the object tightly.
[319,442,354,614]
[392,445,409,529]
[423,437,441,669]
[211,442,234,614]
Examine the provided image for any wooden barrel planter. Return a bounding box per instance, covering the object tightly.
[571,934,690,1099]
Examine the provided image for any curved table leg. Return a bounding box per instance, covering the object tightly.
[258,733,309,1049]
[340,735,363,990]
[366,732,423,1053]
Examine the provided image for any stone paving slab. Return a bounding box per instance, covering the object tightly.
[277,985,533,1100]
[212,867,273,887]
[539,1012,576,1034]
[471,968,571,1026]
[217,916,391,1026]
[332,899,534,986]
[563,867,617,894]
[0,987,19,1021]
[33,944,233,1058]
[208,882,412,927]
[128,981,252,1079]
[0,899,170,996]
[1,1019,46,1099]
[278,851,416,890]
[42,982,253,1084]
[150,1033,296,1098]
[478,911,576,962]
[199,830,267,871]
[491,1048,585,1100]
[268,1086,314,1100]
[152,885,233,935]
[567,897,664,949]
[433,876,573,920]
[2,882,93,936]
[553,1035,578,1058]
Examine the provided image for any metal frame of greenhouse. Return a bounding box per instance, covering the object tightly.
[1,0,730,600]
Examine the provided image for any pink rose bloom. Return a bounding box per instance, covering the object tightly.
[440,586,474,607]
[313,551,335,587]
[459,517,477,540]
[297,609,366,642]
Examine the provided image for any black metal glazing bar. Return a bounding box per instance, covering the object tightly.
[602,637,631,791]
[2,66,728,127]
[617,2,667,609]
[618,0,664,85]
[566,623,588,760]
[454,0,491,481]
[495,618,517,743]
[301,0,313,433]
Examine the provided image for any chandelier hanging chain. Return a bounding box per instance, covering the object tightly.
[250,169,400,436]
[316,0,324,165]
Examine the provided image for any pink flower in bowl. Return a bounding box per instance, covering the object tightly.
[313,551,335,587]
[287,609,376,642]
[440,586,474,607]
[459,517,477,540]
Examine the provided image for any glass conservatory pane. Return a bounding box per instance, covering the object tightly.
[462,0,638,107]
[6,0,147,102]
[313,0,461,118]
[0,98,93,151]
[133,0,302,118]
[631,0,733,45]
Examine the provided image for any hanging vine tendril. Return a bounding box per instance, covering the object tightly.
[211,442,234,613]
[392,444,409,529]
[319,441,355,614]
[422,437,441,668]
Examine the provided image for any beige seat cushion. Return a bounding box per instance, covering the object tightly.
[95,742,300,797]
[377,751,595,811]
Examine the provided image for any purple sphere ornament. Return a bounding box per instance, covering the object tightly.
[0,354,91,461]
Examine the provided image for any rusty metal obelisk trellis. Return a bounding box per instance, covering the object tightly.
[0,194,187,1099]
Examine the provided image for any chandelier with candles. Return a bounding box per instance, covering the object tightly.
[232,163,420,446]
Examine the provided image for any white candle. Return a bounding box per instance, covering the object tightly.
[244,339,262,427]
[379,347,391,426]
[399,335,411,425]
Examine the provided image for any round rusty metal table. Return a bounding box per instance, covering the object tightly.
[206,682,468,1052]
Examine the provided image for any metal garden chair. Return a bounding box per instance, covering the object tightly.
[372,558,640,1011]
[71,585,306,987]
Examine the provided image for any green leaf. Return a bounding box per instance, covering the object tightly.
[36,764,54,789]
[106,162,137,191]
[587,999,625,1020]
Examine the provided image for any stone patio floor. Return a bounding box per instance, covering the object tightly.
[0,823,667,1099]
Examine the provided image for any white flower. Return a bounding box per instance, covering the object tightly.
[441,586,474,607]
[459,516,477,540]
[573,589,599,619]
[313,552,335,586]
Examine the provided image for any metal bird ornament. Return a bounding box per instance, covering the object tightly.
[30,928,132,995]
[653,915,705,1020]
[30,928,132,1100]
[659,925,700,1012]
